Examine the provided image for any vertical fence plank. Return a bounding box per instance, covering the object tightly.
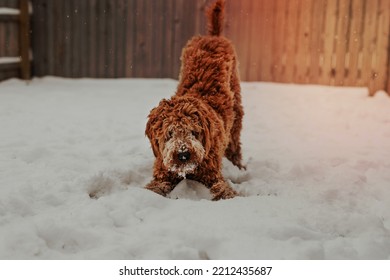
[143,0,154,77]
[334,0,351,86]
[308,0,326,84]
[225,0,243,80]
[10,15,18,55]
[321,0,338,85]
[346,0,364,86]
[0,17,4,57]
[295,0,312,84]
[361,0,378,93]
[133,0,143,77]
[151,0,163,78]
[194,0,208,36]
[369,0,390,95]
[246,0,256,81]
[284,0,299,83]
[174,0,199,78]
[77,0,87,78]
[271,0,286,82]
[105,0,115,78]
[260,0,274,82]
[159,0,173,78]
[115,0,127,78]
[386,0,390,94]
[82,0,89,76]
[46,0,55,75]
[72,0,81,78]
[96,0,105,78]
[125,0,134,77]
[88,0,98,77]
[388,53,390,94]
[19,0,30,79]
[133,0,146,77]
[245,0,258,81]
[52,0,62,76]
[252,0,263,81]
[58,0,67,77]
[31,0,44,76]
[171,0,180,78]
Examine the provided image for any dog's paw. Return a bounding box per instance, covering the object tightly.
[145,180,175,197]
[237,164,246,171]
[210,181,238,201]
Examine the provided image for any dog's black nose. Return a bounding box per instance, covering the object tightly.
[178,151,191,162]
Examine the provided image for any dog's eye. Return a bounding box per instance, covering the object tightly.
[191,131,199,138]
[167,131,173,139]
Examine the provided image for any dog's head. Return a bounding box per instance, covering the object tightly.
[146,96,222,178]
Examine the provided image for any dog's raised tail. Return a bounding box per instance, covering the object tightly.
[207,0,225,36]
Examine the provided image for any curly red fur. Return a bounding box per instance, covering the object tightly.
[145,0,244,200]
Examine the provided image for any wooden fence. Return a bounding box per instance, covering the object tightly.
[0,0,31,81]
[225,0,390,95]
[10,0,390,95]
[31,0,210,79]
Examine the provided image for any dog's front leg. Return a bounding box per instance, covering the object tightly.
[145,179,177,197]
[145,158,182,197]
[197,161,238,200]
[209,180,238,201]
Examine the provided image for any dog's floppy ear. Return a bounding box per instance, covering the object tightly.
[198,111,212,155]
[145,99,170,157]
[194,102,223,156]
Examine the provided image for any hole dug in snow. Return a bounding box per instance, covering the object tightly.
[87,173,117,199]
[87,169,148,199]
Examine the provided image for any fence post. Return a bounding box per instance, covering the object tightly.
[388,54,390,95]
[385,0,390,96]
[19,0,31,80]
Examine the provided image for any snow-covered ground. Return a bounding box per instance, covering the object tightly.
[0,77,390,260]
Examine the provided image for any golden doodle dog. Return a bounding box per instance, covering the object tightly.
[145,0,244,200]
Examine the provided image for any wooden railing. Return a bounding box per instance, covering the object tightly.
[0,0,31,81]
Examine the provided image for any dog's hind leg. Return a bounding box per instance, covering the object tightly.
[225,125,245,170]
[225,75,246,169]
[226,118,244,169]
